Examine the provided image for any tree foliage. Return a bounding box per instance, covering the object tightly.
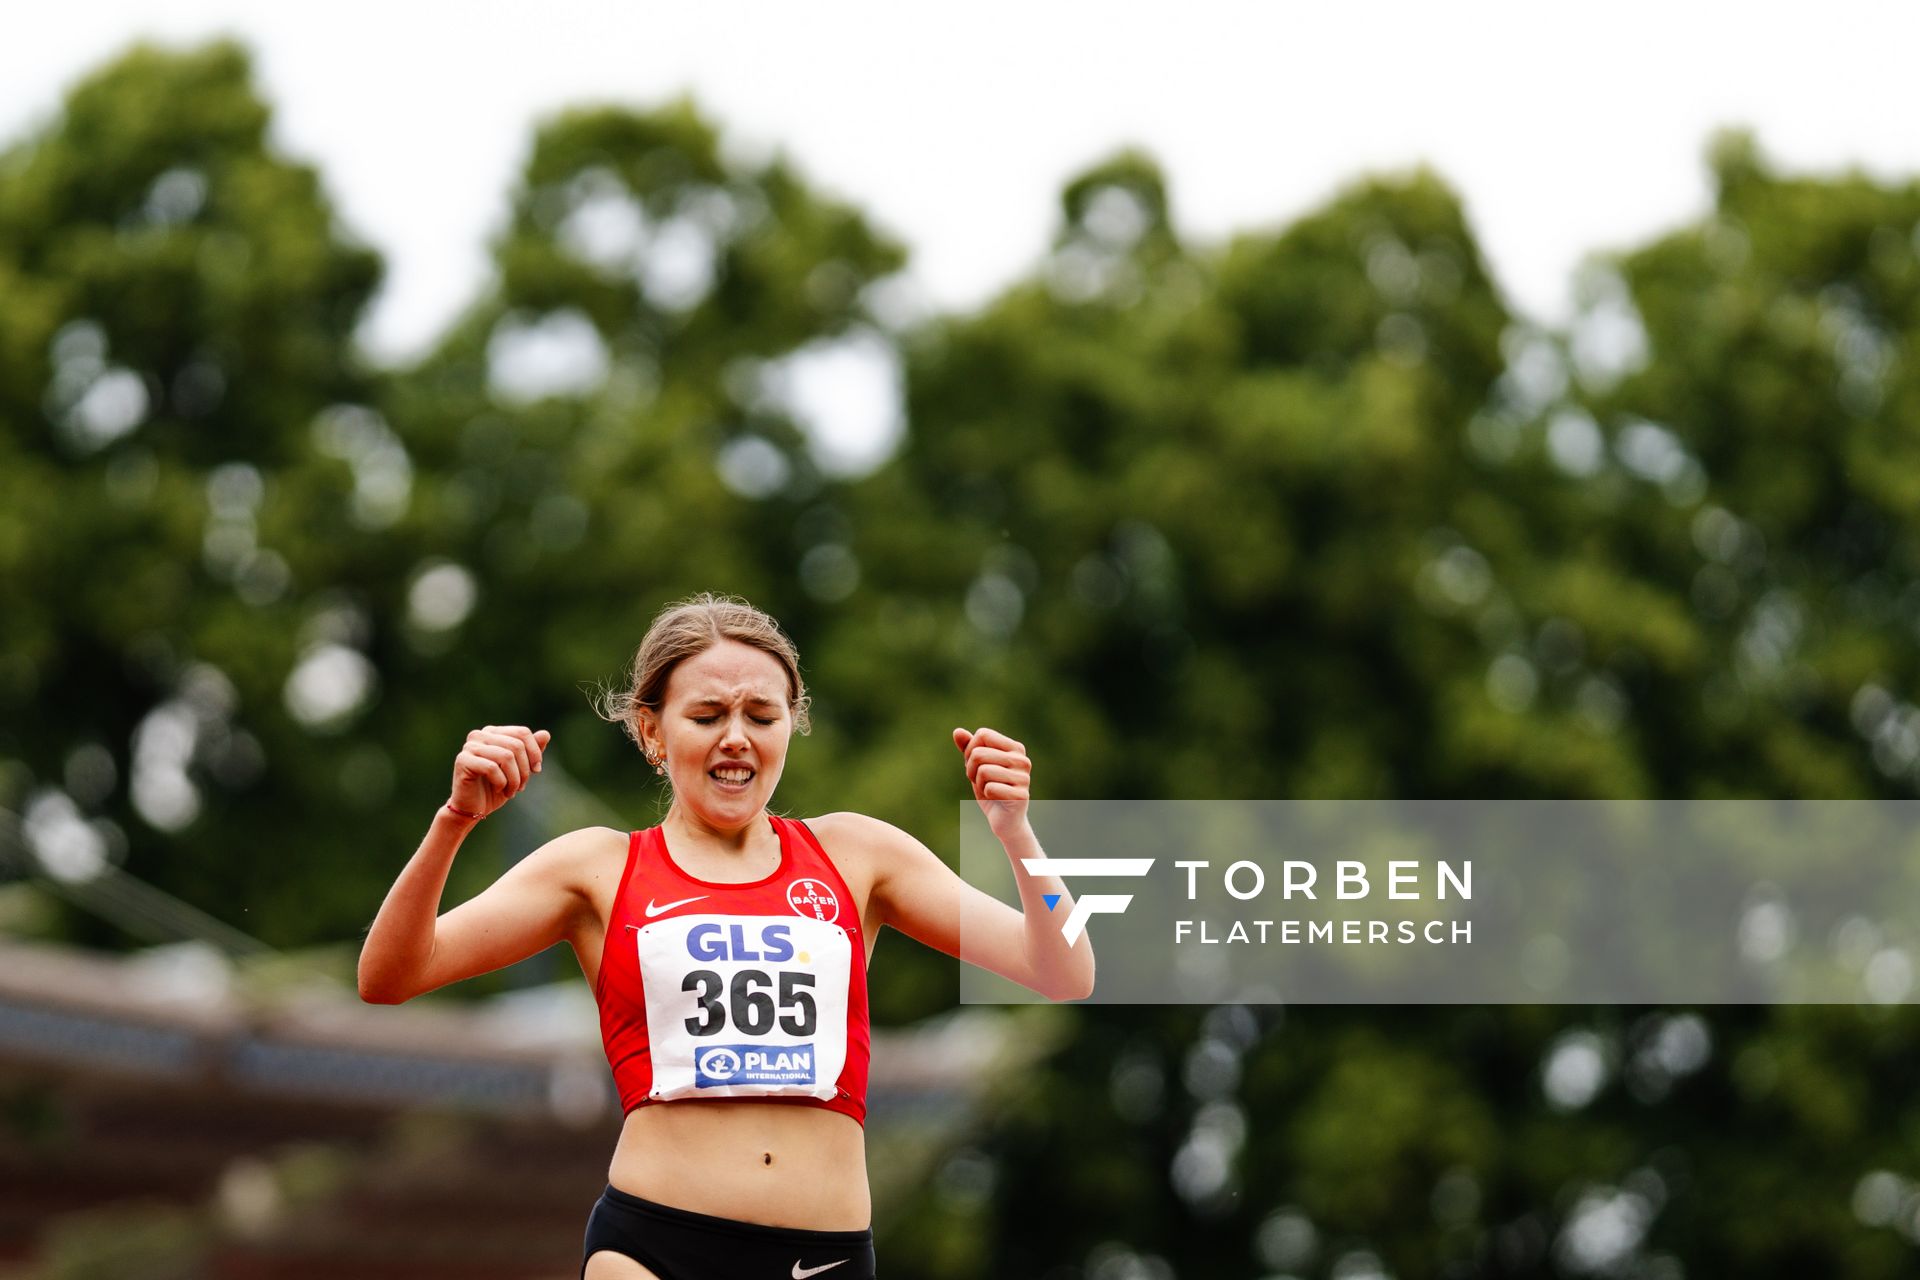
[5,43,1920,1279]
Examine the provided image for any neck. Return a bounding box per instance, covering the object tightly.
[663,804,767,851]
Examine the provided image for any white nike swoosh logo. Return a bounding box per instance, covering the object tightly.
[643,895,708,917]
[792,1262,848,1279]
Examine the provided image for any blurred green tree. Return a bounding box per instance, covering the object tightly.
[0,42,385,942]
[7,40,1920,1280]
[889,138,1920,1279]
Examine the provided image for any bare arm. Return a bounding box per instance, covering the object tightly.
[826,724,1094,1002]
[357,804,477,1003]
[852,811,1094,1002]
[358,723,604,1004]
[357,814,618,1004]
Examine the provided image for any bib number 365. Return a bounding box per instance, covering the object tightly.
[682,969,817,1037]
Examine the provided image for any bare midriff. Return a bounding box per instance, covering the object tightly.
[607,1099,871,1230]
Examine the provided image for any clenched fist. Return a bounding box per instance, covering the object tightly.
[449,725,550,819]
[953,725,1032,839]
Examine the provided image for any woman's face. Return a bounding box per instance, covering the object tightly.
[641,638,794,829]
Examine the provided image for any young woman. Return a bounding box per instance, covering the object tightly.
[357,593,1093,1279]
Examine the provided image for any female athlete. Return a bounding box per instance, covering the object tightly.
[357,593,1094,1279]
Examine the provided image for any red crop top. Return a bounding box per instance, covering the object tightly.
[595,814,870,1125]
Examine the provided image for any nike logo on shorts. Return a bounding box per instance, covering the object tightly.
[643,895,709,917]
[792,1262,847,1279]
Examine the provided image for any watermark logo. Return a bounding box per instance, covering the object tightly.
[1021,857,1156,942]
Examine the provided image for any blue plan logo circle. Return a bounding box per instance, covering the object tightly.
[698,1047,742,1078]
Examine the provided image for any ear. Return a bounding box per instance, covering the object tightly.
[636,706,661,755]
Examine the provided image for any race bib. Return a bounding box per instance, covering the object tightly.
[635,914,852,1101]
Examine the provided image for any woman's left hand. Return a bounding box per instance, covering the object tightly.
[953,726,1032,839]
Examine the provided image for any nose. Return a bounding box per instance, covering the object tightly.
[719,716,750,751]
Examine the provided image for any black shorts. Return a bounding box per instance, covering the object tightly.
[581,1183,876,1280]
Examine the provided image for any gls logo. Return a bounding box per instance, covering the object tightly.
[1022,858,1156,942]
[686,922,794,963]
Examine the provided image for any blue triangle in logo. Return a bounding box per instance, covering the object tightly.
[1044,894,1062,912]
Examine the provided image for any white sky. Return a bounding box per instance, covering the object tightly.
[6,2,1920,365]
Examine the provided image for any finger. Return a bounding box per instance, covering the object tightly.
[458,753,509,793]
[533,729,551,770]
[982,780,1028,800]
[965,749,1031,786]
[952,727,972,753]
[970,727,1024,754]
[479,731,531,783]
[469,747,520,796]
[494,729,534,779]
[471,743,524,792]
[462,730,515,793]
[974,764,1029,790]
[508,726,546,773]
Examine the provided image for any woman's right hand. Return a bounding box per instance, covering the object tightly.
[449,725,550,818]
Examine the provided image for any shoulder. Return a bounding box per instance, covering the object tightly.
[802,812,969,938]
[523,825,630,894]
[799,812,935,929]
[802,811,919,860]
[802,812,944,893]
[537,824,630,859]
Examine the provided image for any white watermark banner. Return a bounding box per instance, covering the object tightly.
[957,801,1920,1004]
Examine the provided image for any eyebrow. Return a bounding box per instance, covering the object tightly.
[687,695,781,708]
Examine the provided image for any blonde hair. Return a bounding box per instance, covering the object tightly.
[595,592,811,750]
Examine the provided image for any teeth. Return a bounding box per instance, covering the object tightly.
[711,769,752,782]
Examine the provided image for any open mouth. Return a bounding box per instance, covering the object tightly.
[708,766,755,792]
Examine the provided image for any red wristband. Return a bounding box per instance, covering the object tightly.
[443,801,486,822]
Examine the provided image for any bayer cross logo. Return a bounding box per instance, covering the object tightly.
[786,877,840,922]
[696,1047,742,1078]
[1022,858,1156,942]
